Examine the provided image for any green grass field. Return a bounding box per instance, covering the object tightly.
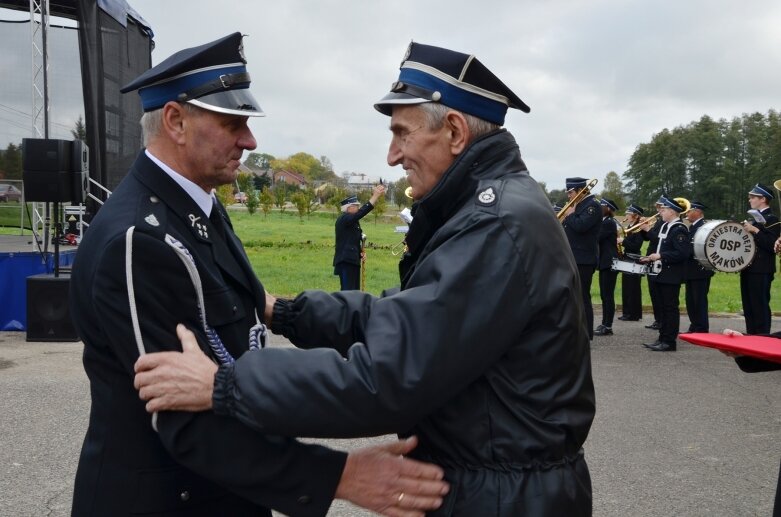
[2,202,777,313]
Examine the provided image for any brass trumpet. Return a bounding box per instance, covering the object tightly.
[557,178,598,222]
[625,213,659,234]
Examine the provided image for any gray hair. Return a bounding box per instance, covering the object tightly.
[140,103,199,147]
[417,102,500,139]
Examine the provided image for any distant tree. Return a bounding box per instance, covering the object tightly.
[252,174,271,191]
[215,184,233,207]
[244,152,275,170]
[1,143,22,180]
[547,188,568,206]
[259,186,274,219]
[274,184,287,211]
[71,115,87,141]
[371,195,387,225]
[600,171,625,210]
[390,177,412,209]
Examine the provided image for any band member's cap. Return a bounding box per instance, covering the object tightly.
[565,177,588,191]
[748,183,774,200]
[374,42,529,125]
[600,198,618,212]
[340,196,360,206]
[626,204,644,216]
[690,200,707,211]
[120,32,264,117]
[552,203,563,213]
[657,195,684,213]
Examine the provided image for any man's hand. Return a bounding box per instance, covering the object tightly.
[264,290,277,325]
[369,184,386,204]
[336,436,449,516]
[134,324,217,413]
[720,328,744,358]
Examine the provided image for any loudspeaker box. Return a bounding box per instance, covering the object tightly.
[26,273,80,342]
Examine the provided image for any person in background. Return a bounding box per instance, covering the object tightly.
[684,200,714,333]
[69,33,446,517]
[617,204,645,322]
[595,198,619,336]
[333,184,386,290]
[740,183,780,334]
[135,41,596,516]
[562,177,602,340]
[643,202,664,330]
[640,195,691,351]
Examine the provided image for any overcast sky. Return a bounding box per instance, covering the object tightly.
[5,1,780,188]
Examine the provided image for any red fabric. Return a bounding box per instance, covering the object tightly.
[680,333,781,363]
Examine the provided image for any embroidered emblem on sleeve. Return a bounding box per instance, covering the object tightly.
[144,214,160,227]
[587,206,597,215]
[477,187,497,206]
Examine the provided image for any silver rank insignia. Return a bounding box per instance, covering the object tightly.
[189,214,208,239]
[144,214,160,227]
[477,187,497,205]
[587,206,597,215]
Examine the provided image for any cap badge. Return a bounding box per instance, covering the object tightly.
[189,214,209,239]
[238,40,246,63]
[477,187,496,205]
[144,214,160,227]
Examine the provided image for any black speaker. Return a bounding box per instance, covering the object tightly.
[71,140,89,204]
[23,139,74,202]
[26,273,79,342]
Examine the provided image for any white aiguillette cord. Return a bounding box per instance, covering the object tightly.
[124,227,267,433]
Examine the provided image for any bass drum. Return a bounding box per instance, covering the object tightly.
[692,220,756,273]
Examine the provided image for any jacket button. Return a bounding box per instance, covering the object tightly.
[180,490,190,502]
[232,305,238,313]
[297,495,311,505]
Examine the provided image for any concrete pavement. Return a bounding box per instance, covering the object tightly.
[0,313,779,516]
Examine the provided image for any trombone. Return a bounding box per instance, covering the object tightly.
[556,178,598,222]
[625,214,658,234]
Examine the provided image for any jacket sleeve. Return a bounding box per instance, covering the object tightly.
[336,202,375,226]
[754,213,781,253]
[565,200,601,234]
[213,211,538,438]
[93,232,345,517]
[660,226,691,264]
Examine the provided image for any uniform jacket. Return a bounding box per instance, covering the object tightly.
[598,216,619,270]
[70,151,345,517]
[622,229,645,255]
[650,220,691,285]
[645,218,663,256]
[742,207,780,275]
[685,218,715,280]
[212,130,596,516]
[563,194,602,266]
[333,202,374,266]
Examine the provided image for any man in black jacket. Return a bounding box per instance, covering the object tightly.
[70,33,446,517]
[136,41,595,516]
[684,200,714,333]
[333,185,385,290]
[741,183,780,334]
[562,177,602,339]
[640,195,691,351]
[595,198,619,336]
[617,203,646,321]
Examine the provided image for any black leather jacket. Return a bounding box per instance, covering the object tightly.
[215,130,596,516]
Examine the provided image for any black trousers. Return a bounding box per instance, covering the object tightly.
[685,277,711,333]
[578,265,595,339]
[740,272,773,335]
[647,275,662,323]
[621,272,643,319]
[335,263,360,291]
[656,282,681,344]
[599,269,618,327]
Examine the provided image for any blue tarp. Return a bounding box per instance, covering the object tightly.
[0,250,76,331]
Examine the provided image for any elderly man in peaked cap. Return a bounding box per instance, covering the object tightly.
[135,41,595,515]
[70,33,449,517]
[741,183,780,334]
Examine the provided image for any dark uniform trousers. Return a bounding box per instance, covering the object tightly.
[657,282,682,344]
[578,265,596,336]
[336,264,360,291]
[599,269,618,327]
[563,195,602,339]
[645,219,664,324]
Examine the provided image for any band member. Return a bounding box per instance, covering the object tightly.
[333,185,386,290]
[643,202,664,330]
[640,195,691,351]
[562,177,602,339]
[741,183,780,334]
[595,198,619,336]
[684,200,714,333]
[617,204,646,321]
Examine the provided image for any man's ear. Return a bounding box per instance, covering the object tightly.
[160,102,188,145]
[444,111,471,156]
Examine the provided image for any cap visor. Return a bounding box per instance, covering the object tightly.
[373,92,431,116]
[188,90,265,117]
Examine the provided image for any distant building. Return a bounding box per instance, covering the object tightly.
[347,173,375,191]
[273,169,307,188]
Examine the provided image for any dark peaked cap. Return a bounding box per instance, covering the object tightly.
[374,42,529,125]
[121,32,264,117]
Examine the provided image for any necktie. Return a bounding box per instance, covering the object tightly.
[209,202,226,240]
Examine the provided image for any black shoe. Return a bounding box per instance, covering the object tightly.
[595,326,613,336]
[645,321,660,330]
[642,340,661,348]
[649,341,677,352]
[618,316,629,321]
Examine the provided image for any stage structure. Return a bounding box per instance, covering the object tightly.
[0,0,154,333]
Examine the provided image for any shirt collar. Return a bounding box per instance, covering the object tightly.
[145,149,215,217]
